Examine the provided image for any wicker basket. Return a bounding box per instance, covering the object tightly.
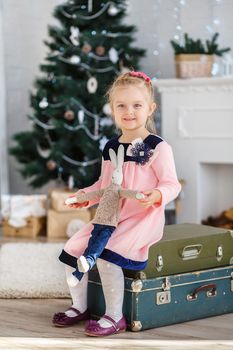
[175,54,214,78]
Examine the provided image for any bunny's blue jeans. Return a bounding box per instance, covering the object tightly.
[72,223,115,281]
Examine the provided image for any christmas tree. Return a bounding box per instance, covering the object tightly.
[10,0,145,189]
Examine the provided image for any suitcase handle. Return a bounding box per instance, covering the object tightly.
[187,283,217,301]
[181,244,202,260]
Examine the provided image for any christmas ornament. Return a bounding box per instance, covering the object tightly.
[64,110,75,121]
[39,97,48,109]
[70,55,81,64]
[100,117,114,127]
[108,3,120,16]
[68,175,74,189]
[46,160,57,171]
[78,110,85,123]
[99,136,109,151]
[96,46,105,56]
[69,26,80,46]
[102,103,112,116]
[82,43,92,53]
[87,76,98,93]
[36,143,51,159]
[109,47,119,63]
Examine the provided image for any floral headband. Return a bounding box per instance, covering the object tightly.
[129,71,151,83]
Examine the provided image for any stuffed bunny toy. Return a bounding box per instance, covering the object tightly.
[65,145,145,286]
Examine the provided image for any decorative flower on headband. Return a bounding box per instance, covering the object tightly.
[129,71,151,83]
[126,138,154,166]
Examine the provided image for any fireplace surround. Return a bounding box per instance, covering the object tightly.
[153,77,233,224]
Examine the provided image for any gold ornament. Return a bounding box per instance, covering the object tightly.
[82,43,92,53]
[96,46,105,56]
[64,110,75,121]
[46,160,57,171]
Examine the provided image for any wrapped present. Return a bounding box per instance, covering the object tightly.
[1,195,47,238]
[47,208,91,239]
[2,216,46,238]
[49,188,79,212]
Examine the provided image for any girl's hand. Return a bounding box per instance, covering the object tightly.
[138,189,162,208]
[65,193,89,209]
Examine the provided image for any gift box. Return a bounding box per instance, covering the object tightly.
[1,195,47,238]
[2,216,46,238]
[47,208,91,239]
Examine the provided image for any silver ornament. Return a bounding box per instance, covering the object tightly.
[100,117,114,127]
[36,144,51,158]
[109,47,119,63]
[108,3,119,16]
[99,136,109,151]
[87,76,98,93]
[78,110,85,123]
[102,103,112,116]
[70,55,81,64]
[39,97,48,109]
[69,26,80,46]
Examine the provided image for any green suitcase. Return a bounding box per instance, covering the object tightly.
[123,223,233,279]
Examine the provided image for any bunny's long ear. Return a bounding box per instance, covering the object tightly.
[109,148,117,169]
[116,144,124,169]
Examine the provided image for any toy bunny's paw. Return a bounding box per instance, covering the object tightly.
[65,197,78,205]
[67,274,79,287]
[136,192,146,200]
[77,256,90,273]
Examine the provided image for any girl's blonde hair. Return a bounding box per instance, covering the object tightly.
[106,72,157,134]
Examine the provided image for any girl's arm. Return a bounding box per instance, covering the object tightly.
[74,156,106,208]
[150,141,182,208]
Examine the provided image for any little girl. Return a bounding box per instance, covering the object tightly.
[53,71,181,337]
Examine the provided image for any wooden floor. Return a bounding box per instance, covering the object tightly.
[0,299,233,349]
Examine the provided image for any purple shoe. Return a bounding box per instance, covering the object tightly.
[85,315,127,337]
[52,307,90,327]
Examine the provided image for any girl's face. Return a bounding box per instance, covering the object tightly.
[111,84,156,134]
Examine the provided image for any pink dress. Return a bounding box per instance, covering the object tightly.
[59,134,181,270]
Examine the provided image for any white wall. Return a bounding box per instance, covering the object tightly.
[2,0,233,194]
[0,0,9,195]
[2,0,63,194]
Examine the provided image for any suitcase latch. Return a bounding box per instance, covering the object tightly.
[156,291,171,305]
[156,255,164,271]
[162,277,171,291]
[216,245,223,261]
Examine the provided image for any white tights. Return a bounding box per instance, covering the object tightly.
[65,258,124,327]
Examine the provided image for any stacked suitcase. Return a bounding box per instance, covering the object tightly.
[87,223,233,331]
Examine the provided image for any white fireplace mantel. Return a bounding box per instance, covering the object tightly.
[153,77,233,224]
